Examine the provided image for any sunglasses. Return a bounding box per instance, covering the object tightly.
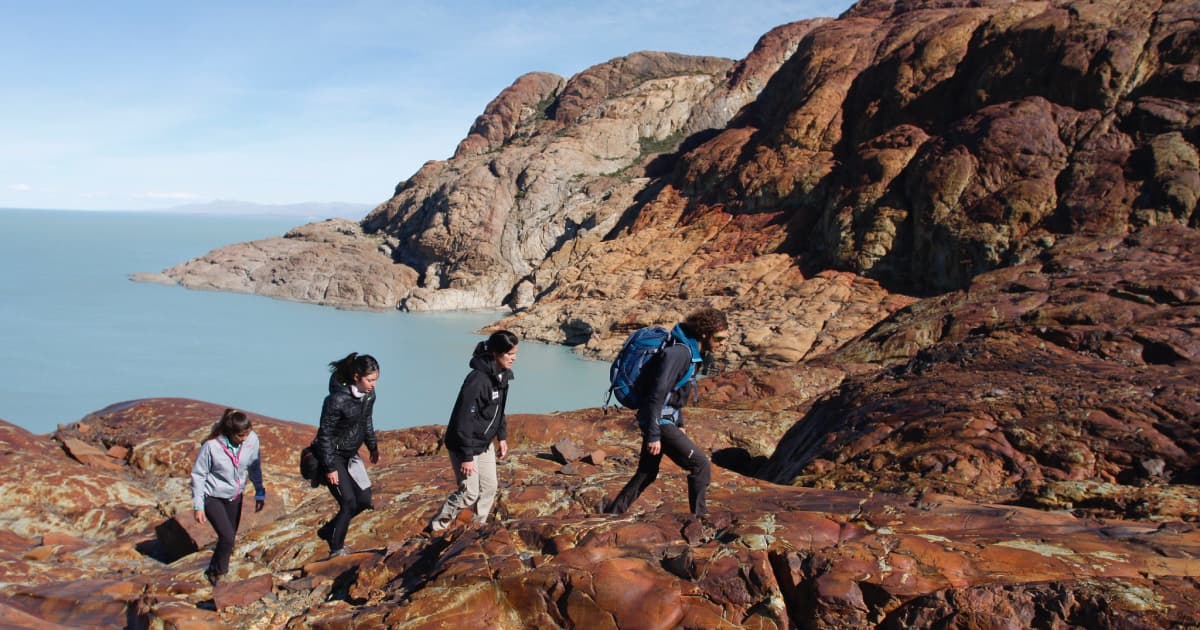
[711,334,729,342]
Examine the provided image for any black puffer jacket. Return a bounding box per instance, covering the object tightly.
[315,375,379,470]
[445,342,513,461]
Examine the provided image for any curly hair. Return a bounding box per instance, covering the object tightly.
[682,307,729,338]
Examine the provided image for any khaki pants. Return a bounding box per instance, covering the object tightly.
[430,443,497,531]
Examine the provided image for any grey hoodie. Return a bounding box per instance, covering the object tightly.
[191,432,265,511]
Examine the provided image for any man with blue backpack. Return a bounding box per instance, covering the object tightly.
[603,307,730,518]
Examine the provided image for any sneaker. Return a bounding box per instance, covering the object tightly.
[328,547,349,559]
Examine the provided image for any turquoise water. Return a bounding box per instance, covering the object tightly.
[0,208,609,434]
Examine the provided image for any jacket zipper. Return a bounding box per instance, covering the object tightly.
[484,389,500,434]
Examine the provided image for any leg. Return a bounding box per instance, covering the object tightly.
[659,424,711,516]
[353,485,374,516]
[324,456,360,552]
[203,495,241,576]
[429,450,483,531]
[605,437,663,514]
[470,445,498,524]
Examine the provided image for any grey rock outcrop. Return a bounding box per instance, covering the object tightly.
[366,51,739,312]
[133,219,416,310]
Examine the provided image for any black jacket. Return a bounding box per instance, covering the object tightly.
[445,343,513,461]
[315,375,379,470]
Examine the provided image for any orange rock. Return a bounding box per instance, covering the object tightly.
[213,573,273,611]
[590,557,684,630]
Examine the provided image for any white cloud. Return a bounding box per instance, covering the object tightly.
[8,184,32,192]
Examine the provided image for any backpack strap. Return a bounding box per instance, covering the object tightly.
[661,325,704,417]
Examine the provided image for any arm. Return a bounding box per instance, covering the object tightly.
[248,434,265,508]
[449,372,488,461]
[190,443,211,522]
[315,394,339,471]
[450,373,491,475]
[364,396,379,464]
[496,386,509,459]
[635,346,691,444]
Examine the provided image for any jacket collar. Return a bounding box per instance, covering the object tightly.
[470,342,514,387]
[328,374,374,400]
[671,323,703,362]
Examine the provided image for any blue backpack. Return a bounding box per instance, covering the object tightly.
[606,326,697,410]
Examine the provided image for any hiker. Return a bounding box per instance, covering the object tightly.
[604,307,729,517]
[190,408,265,586]
[314,352,381,557]
[426,330,518,534]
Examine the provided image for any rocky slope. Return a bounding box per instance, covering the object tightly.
[0,373,1196,628]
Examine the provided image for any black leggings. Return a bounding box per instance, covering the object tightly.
[324,454,372,551]
[203,494,243,575]
[607,422,711,516]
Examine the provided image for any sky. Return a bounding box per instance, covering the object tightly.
[1,1,854,212]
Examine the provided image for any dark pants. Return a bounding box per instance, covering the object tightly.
[607,422,711,516]
[203,494,243,576]
[323,454,372,552]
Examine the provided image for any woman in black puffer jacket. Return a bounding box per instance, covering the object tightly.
[313,352,380,557]
[426,331,518,534]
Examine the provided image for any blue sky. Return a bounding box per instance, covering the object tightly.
[1,1,853,211]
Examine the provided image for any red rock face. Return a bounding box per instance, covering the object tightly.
[662,0,1198,299]
[0,383,1196,627]
[759,224,1200,518]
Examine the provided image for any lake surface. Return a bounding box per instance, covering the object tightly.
[0,208,610,435]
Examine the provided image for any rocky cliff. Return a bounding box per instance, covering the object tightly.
[136,0,1196,379]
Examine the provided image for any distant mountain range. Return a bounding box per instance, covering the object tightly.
[153,200,374,219]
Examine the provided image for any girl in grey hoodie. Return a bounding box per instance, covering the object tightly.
[190,408,266,586]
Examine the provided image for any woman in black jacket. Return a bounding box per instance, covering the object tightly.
[426,330,518,533]
[314,352,380,557]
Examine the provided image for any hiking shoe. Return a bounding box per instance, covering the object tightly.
[328,547,350,559]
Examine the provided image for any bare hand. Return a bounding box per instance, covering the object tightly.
[255,499,265,513]
[459,459,476,477]
[647,440,661,456]
[497,440,509,459]
[194,509,206,524]
[326,470,339,486]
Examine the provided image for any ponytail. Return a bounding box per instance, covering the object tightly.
[329,352,380,384]
[481,330,518,356]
